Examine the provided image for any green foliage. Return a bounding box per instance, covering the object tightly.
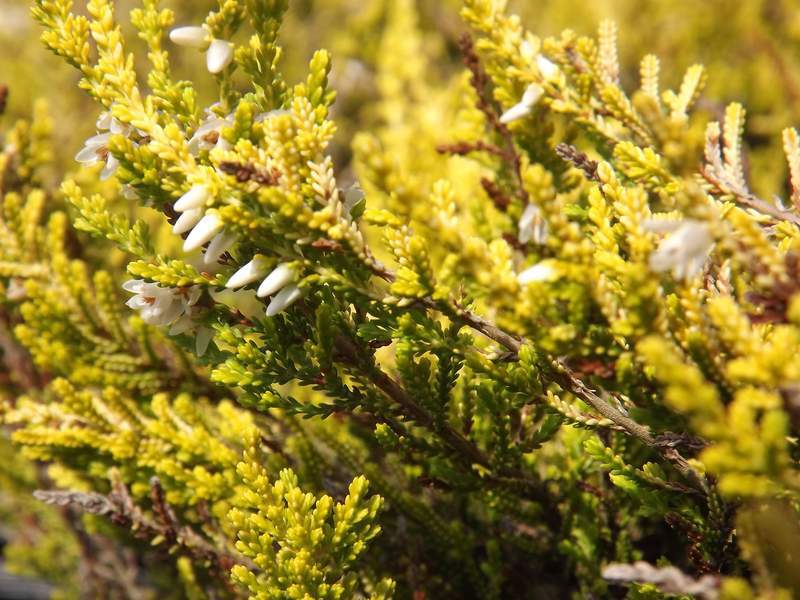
[229,446,390,599]
[3,0,800,598]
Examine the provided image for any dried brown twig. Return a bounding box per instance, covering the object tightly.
[219,160,281,186]
[34,476,253,581]
[555,143,600,182]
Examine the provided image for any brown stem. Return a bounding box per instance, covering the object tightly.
[34,481,254,578]
[701,165,800,229]
[439,299,708,493]
[333,334,554,504]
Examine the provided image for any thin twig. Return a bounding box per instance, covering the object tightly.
[442,299,707,493]
[333,334,554,505]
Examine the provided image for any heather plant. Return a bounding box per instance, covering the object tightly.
[1,0,800,598]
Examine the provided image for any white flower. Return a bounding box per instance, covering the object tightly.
[194,327,215,356]
[172,208,204,235]
[74,133,118,180]
[75,108,134,180]
[124,279,214,355]
[171,186,236,263]
[499,83,544,125]
[122,279,201,327]
[169,26,208,48]
[169,25,234,75]
[204,231,238,265]
[183,213,223,252]
[96,111,128,135]
[174,185,210,212]
[257,263,295,298]
[188,115,232,155]
[226,256,270,289]
[206,39,234,74]
[209,288,262,320]
[518,260,559,285]
[266,284,303,316]
[646,219,713,280]
[537,55,560,81]
[122,185,139,200]
[518,203,548,245]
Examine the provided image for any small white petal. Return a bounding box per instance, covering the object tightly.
[188,136,204,155]
[520,40,536,64]
[648,219,713,280]
[122,279,146,293]
[74,145,101,164]
[210,288,262,320]
[96,111,113,131]
[84,132,111,147]
[125,295,149,310]
[342,185,365,218]
[174,185,210,212]
[157,298,186,325]
[195,118,228,136]
[226,257,269,289]
[266,284,303,317]
[518,261,559,284]
[522,83,544,106]
[643,218,682,234]
[195,327,214,356]
[500,101,533,125]
[204,231,238,265]
[519,203,539,231]
[100,155,119,180]
[537,55,560,81]
[109,118,128,135]
[215,136,232,152]
[183,213,223,252]
[188,118,228,155]
[254,109,291,122]
[169,26,208,49]
[206,39,234,74]
[172,208,204,235]
[184,286,202,306]
[168,314,196,336]
[257,263,295,297]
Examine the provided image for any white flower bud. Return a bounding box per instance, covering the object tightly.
[537,55,560,81]
[172,208,204,235]
[257,263,295,297]
[518,203,548,245]
[266,284,303,316]
[183,213,223,252]
[195,327,214,356]
[203,231,238,265]
[226,257,269,289]
[648,219,713,280]
[206,39,234,74]
[174,185,210,212]
[522,83,544,106]
[500,102,532,125]
[518,260,559,284]
[500,84,543,125]
[169,26,209,49]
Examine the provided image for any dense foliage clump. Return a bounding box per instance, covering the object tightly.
[2,0,800,597]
